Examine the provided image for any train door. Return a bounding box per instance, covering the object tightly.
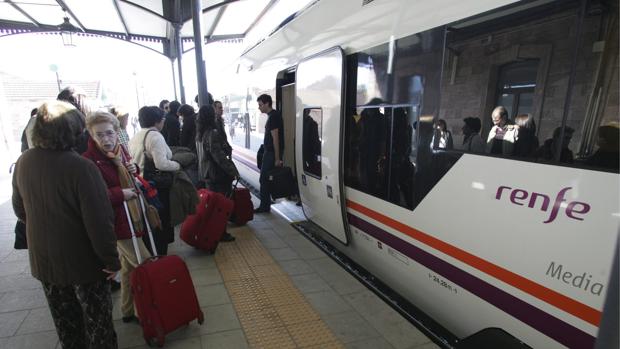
[295,47,348,245]
[281,83,296,174]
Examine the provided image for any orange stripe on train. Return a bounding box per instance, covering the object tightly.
[346,199,601,327]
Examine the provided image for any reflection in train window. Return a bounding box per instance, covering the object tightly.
[437,0,618,172]
[302,108,322,178]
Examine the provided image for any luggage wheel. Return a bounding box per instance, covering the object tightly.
[198,310,205,325]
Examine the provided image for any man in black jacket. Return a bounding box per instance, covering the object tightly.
[255,94,284,213]
[162,101,181,146]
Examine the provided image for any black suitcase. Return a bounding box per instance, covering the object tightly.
[266,166,297,199]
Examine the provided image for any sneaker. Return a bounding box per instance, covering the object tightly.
[221,232,236,242]
[254,206,271,213]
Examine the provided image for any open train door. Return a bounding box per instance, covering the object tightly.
[295,47,349,245]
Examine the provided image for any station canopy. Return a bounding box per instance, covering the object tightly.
[0,0,316,57]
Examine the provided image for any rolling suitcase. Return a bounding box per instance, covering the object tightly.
[266,166,297,199]
[230,181,253,225]
[180,189,234,253]
[124,197,204,348]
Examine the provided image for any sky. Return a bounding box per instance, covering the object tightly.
[0,32,244,106]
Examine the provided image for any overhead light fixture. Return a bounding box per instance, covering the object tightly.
[57,10,80,47]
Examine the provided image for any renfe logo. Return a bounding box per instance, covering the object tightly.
[495,186,591,223]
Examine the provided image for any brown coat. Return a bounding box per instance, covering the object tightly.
[12,148,120,285]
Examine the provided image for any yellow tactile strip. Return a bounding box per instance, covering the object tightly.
[214,226,344,349]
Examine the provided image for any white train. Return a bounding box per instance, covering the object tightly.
[223,0,619,347]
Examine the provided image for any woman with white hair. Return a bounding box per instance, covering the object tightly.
[82,111,151,324]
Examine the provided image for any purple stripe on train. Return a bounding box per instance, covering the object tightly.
[347,213,595,349]
[232,153,260,173]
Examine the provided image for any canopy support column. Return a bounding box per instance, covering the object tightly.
[174,22,186,104]
[192,0,209,107]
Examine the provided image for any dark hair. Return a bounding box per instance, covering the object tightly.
[196,105,216,140]
[30,108,38,117]
[553,126,574,139]
[158,100,169,110]
[515,114,536,131]
[214,100,222,108]
[138,106,164,128]
[194,93,214,106]
[463,117,482,133]
[57,86,88,114]
[32,101,85,150]
[256,94,272,107]
[168,101,181,114]
[178,104,195,117]
[435,119,448,131]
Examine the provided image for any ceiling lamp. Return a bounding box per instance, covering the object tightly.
[57,10,80,47]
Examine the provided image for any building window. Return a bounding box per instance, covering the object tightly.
[495,60,539,119]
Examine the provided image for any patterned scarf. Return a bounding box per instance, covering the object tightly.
[105,143,144,233]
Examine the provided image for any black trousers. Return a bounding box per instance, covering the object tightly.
[42,279,117,349]
[144,186,173,256]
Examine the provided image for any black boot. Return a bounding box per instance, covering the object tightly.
[221,232,236,242]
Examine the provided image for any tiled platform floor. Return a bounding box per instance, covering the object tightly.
[0,194,440,349]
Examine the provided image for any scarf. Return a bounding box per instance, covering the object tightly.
[105,143,144,233]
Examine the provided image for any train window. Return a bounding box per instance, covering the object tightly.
[355,44,390,105]
[437,0,618,173]
[302,108,322,178]
[344,102,391,200]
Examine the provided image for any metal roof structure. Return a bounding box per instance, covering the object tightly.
[0,0,315,58]
[0,0,316,104]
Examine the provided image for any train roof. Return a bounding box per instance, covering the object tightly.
[239,0,536,70]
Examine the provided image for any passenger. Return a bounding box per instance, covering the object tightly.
[196,105,238,241]
[194,92,214,107]
[430,119,453,150]
[390,108,415,209]
[110,106,131,149]
[129,106,181,255]
[535,126,575,164]
[486,106,517,155]
[345,108,363,187]
[214,100,228,141]
[161,101,181,147]
[82,111,150,325]
[178,104,197,152]
[158,99,169,113]
[12,101,120,349]
[303,109,321,174]
[460,117,485,153]
[20,108,38,152]
[254,94,284,213]
[583,123,619,172]
[513,114,539,158]
[57,86,90,153]
[14,108,37,250]
[359,100,387,196]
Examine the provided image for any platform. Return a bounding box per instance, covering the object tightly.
[0,194,439,349]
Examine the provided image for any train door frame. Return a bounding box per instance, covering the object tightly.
[295,46,350,245]
[276,69,297,176]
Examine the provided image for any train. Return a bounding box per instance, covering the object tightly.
[222,0,619,348]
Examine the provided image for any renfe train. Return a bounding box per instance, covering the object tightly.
[223,0,619,348]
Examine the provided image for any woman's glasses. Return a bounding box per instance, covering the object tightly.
[94,130,117,140]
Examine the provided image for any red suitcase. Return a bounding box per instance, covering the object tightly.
[131,255,204,347]
[123,198,203,348]
[180,189,234,252]
[230,185,253,225]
